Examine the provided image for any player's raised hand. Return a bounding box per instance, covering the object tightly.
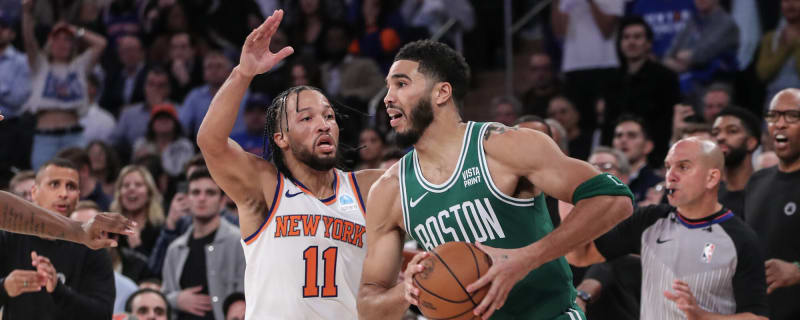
[466,242,533,320]
[238,9,294,78]
[402,251,429,305]
[80,212,137,249]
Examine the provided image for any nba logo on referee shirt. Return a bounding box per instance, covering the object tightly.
[339,194,358,212]
[701,243,716,263]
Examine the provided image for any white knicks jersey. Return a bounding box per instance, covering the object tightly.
[241,169,368,320]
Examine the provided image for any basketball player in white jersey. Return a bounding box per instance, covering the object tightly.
[197,10,383,320]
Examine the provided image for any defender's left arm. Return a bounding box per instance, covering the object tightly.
[467,125,633,319]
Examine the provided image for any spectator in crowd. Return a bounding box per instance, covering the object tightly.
[80,74,116,144]
[139,278,162,291]
[133,104,195,178]
[70,200,138,314]
[223,292,245,320]
[490,95,521,127]
[125,288,170,320]
[0,158,115,319]
[22,0,107,170]
[515,114,552,137]
[230,93,270,157]
[603,16,680,162]
[755,150,779,171]
[356,127,385,170]
[626,0,695,57]
[319,22,384,110]
[56,147,112,211]
[519,51,561,117]
[286,0,331,60]
[663,0,739,95]
[167,32,204,103]
[112,67,174,159]
[547,95,592,160]
[545,117,569,155]
[588,146,631,184]
[110,165,166,257]
[675,121,714,142]
[162,169,245,320]
[399,0,475,52]
[288,56,322,87]
[8,170,35,201]
[756,0,800,109]
[569,137,769,320]
[711,106,760,216]
[350,0,405,72]
[612,115,663,204]
[552,0,624,131]
[100,34,148,116]
[30,0,83,27]
[0,9,32,186]
[701,82,733,123]
[744,88,800,319]
[180,51,248,139]
[87,140,122,197]
[379,146,405,170]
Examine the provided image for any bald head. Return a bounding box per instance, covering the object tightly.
[770,88,800,110]
[673,137,725,170]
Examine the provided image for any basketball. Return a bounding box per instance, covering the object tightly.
[413,242,493,320]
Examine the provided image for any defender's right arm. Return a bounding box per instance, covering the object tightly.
[196,10,293,239]
[357,168,423,319]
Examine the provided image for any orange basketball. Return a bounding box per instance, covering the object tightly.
[413,242,492,320]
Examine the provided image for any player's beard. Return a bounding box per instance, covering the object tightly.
[724,143,749,168]
[292,141,338,171]
[395,96,434,148]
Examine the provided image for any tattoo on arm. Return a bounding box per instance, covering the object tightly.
[0,204,67,239]
[483,124,518,141]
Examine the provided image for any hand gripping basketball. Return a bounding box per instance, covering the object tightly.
[411,242,493,320]
[402,251,429,305]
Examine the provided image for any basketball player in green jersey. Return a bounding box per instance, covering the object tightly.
[356,40,634,320]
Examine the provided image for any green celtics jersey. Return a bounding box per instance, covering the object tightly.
[399,122,577,319]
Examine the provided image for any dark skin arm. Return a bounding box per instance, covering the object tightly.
[0,191,135,249]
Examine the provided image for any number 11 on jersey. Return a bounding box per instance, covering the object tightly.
[303,246,338,297]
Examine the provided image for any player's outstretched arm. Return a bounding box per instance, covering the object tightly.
[467,125,633,319]
[0,191,135,249]
[357,169,413,319]
[196,10,293,238]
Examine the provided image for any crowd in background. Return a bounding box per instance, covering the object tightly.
[0,0,799,319]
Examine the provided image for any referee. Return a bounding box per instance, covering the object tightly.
[568,137,768,319]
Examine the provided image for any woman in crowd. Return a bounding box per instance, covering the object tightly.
[110,165,165,257]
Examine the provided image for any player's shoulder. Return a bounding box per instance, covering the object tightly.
[479,122,550,148]
[353,168,386,192]
[478,122,554,165]
[367,162,402,198]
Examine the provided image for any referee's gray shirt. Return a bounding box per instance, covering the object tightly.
[594,204,768,319]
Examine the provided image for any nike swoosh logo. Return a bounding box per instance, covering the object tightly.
[656,237,672,244]
[285,190,303,198]
[409,192,429,208]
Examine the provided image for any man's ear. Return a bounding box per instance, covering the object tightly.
[707,168,721,189]
[746,136,758,153]
[433,82,452,107]
[273,132,288,149]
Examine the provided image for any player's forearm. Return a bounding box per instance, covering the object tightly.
[524,196,631,270]
[0,191,84,243]
[357,282,409,320]
[196,67,253,152]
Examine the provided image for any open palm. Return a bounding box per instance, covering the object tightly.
[239,9,294,78]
